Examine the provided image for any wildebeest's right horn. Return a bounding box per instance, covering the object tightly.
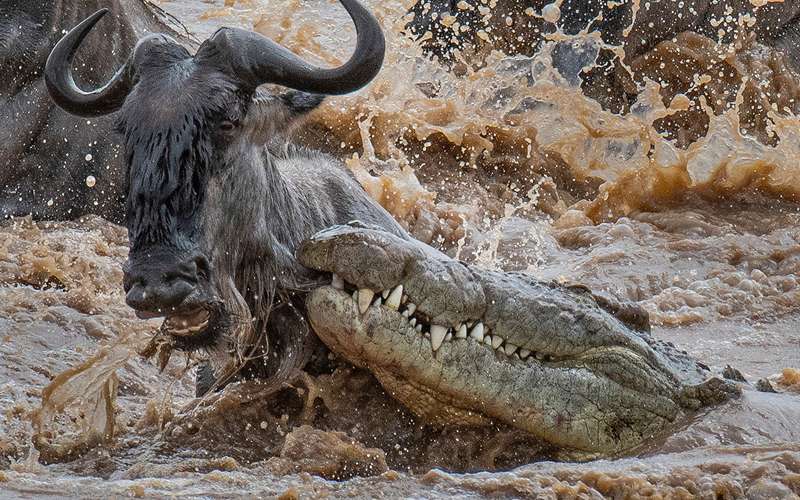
[45,9,134,117]
[208,0,385,95]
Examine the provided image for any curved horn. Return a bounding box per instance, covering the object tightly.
[45,9,134,117]
[208,0,385,95]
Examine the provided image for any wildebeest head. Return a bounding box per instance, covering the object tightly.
[45,1,384,362]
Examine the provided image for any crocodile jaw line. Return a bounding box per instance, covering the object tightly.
[307,285,684,455]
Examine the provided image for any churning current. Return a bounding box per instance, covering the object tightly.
[1,0,800,497]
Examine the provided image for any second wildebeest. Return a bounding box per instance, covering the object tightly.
[45,0,407,391]
[1,0,186,222]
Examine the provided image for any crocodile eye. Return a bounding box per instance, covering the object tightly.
[219,120,236,132]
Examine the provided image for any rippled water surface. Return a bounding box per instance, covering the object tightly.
[2,0,800,497]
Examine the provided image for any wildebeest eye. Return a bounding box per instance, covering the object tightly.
[219,120,237,132]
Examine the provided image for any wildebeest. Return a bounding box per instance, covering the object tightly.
[1,0,185,222]
[45,0,407,390]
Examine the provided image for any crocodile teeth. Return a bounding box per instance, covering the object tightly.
[535,352,546,361]
[483,335,493,346]
[358,289,374,314]
[373,296,383,307]
[519,348,531,359]
[504,343,518,355]
[491,335,504,349]
[386,285,403,310]
[409,318,417,327]
[445,332,452,342]
[331,274,344,290]
[402,309,411,318]
[456,324,468,339]
[430,325,448,351]
[382,289,390,299]
[406,303,417,315]
[415,324,423,332]
[352,290,358,301]
[469,322,484,341]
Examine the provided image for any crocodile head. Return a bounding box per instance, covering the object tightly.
[297,224,736,457]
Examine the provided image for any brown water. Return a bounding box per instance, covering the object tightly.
[2,0,800,497]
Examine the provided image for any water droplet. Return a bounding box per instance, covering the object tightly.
[85,175,96,188]
[85,153,93,161]
[542,3,561,23]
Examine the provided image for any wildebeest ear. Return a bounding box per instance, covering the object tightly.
[278,90,326,116]
[245,90,325,142]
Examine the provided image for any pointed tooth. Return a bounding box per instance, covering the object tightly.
[331,274,344,290]
[402,309,411,318]
[373,296,383,307]
[415,324,423,332]
[492,335,504,349]
[470,322,484,342]
[401,294,408,304]
[535,352,545,361]
[352,290,358,301]
[430,325,448,352]
[519,349,531,359]
[409,318,417,327]
[406,303,417,315]
[444,332,452,342]
[513,352,521,359]
[483,335,493,346]
[382,289,390,299]
[504,343,518,356]
[358,289,374,314]
[456,324,468,339]
[386,285,403,310]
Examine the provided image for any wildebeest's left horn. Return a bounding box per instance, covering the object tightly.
[45,9,134,117]
[209,0,385,95]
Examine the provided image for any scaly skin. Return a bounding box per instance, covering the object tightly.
[297,224,738,457]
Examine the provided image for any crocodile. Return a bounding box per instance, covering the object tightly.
[297,223,739,458]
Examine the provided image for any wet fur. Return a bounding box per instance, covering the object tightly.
[199,116,408,385]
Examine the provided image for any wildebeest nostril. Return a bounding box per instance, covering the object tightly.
[123,253,206,313]
[125,282,150,311]
[125,273,196,312]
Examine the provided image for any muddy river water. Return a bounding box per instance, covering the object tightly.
[2,0,800,497]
